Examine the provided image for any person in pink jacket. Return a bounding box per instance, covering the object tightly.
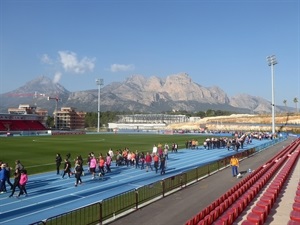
[18,169,28,197]
[89,156,97,179]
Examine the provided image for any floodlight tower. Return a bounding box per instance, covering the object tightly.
[266,55,278,135]
[96,78,104,132]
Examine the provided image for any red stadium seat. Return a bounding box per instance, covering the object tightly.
[295,196,300,203]
[288,220,300,225]
[241,220,258,225]
[260,195,274,207]
[210,207,220,221]
[293,202,300,212]
[290,210,300,222]
[203,214,214,225]
[247,212,263,225]
[256,200,271,214]
[185,219,194,225]
[266,188,279,199]
[252,205,267,223]
[219,202,225,214]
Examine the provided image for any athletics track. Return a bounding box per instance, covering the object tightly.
[0,137,275,225]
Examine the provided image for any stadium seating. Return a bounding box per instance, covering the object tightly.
[185,138,300,225]
[243,139,300,224]
[0,122,7,131]
[0,120,47,131]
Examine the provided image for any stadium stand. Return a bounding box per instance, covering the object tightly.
[0,119,47,131]
[185,138,300,225]
[24,120,47,130]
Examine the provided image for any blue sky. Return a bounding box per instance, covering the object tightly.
[0,0,299,108]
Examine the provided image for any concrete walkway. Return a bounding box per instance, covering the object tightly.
[267,149,300,224]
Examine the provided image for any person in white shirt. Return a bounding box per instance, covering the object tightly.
[152,144,158,155]
[108,148,114,158]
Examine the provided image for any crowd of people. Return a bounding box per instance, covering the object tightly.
[0,159,28,198]
[54,143,173,187]
[201,133,254,151]
[53,136,249,187]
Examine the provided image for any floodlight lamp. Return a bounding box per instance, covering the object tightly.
[267,55,277,66]
[96,78,104,86]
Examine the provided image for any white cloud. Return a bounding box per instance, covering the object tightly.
[110,64,135,72]
[53,72,62,84]
[58,51,95,74]
[41,54,53,64]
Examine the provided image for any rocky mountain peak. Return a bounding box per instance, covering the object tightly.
[13,76,69,97]
[0,74,289,114]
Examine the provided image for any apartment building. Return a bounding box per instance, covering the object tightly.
[55,107,86,130]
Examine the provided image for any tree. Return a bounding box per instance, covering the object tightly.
[205,109,215,117]
[283,100,287,112]
[293,97,298,113]
[84,111,119,128]
[46,116,54,128]
[84,112,98,128]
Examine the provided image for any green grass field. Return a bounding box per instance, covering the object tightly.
[0,133,216,174]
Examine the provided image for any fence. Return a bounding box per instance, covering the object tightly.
[29,137,284,225]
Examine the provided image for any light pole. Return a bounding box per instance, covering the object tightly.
[96,78,104,132]
[267,55,277,134]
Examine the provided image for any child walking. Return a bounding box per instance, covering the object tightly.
[17,170,28,197]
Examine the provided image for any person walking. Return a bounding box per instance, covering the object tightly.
[89,156,97,179]
[174,143,178,153]
[9,171,21,197]
[76,155,84,176]
[62,159,72,179]
[145,152,153,172]
[164,143,169,159]
[226,139,231,151]
[105,153,112,173]
[230,155,239,177]
[0,163,8,193]
[17,169,28,197]
[160,156,166,175]
[74,160,83,187]
[131,151,136,167]
[152,144,158,155]
[55,153,62,175]
[153,154,159,173]
[140,152,145,170]
[14,160,24,173]
[98,156,105,177]
[5,163,13,190]
[135,150,140,169]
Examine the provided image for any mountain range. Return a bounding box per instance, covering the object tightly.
[0,73,289,115]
